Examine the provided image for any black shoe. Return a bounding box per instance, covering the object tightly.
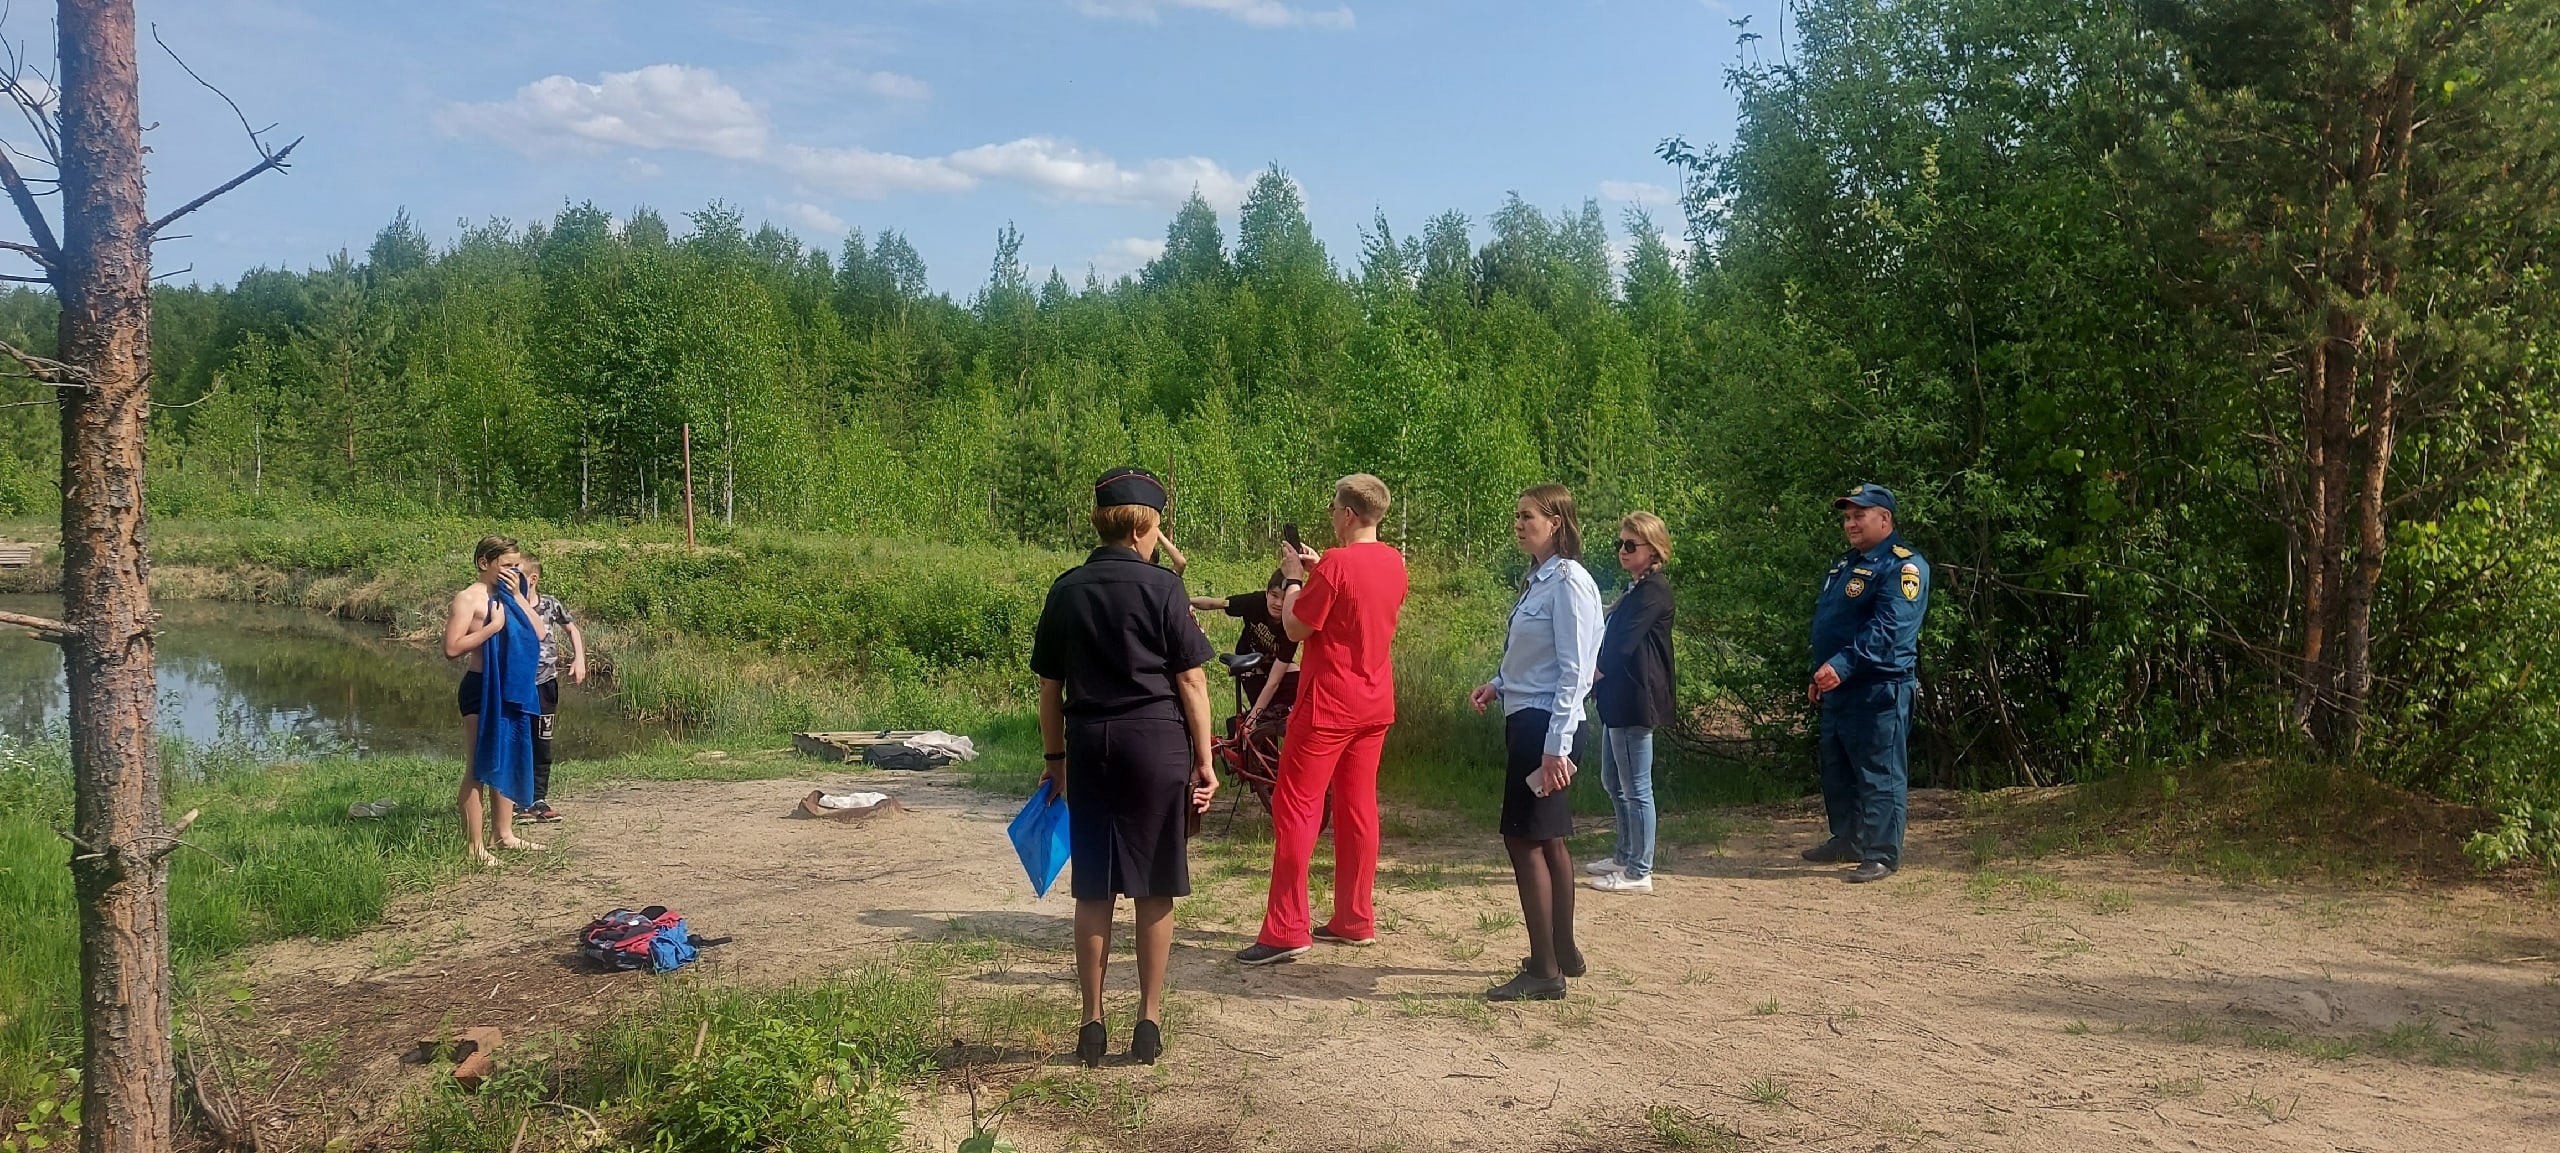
[1130,1019,1162,1065]
[1312,926,1376,947]
[522,801,562,823]
[1235,943,1309,966]
[1846,861,1897,883]
[1801,839,1848,863]
[1519,950,1587,979]
[1076,1020,1107,1067]
[1485,972,1568,1002]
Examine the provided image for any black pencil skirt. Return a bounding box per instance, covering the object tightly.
[1499,707,1574,840]
[1064,714,1194,900]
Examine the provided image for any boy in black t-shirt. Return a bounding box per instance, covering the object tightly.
[1191,571,1299,735]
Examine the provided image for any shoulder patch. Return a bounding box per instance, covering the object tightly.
[1900,570,1922,601]
[1891,545,1913,559]
[1901,562,1919,574]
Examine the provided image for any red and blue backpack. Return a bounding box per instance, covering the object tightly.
[580,906,688,971]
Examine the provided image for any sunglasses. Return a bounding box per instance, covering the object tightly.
[1616,539,1644,553]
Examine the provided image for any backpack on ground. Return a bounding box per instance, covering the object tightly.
[580,906,690,972]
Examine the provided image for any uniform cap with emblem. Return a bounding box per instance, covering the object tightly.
[1093,466,1167,511]
[1833,483,1896,513]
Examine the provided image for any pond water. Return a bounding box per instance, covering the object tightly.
[0,594,672,760]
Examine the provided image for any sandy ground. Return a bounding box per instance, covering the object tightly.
[220,761,2560,1153]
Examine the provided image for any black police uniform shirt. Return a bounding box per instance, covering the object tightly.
[1808,532,1931,691]
[1030,546,1215,721]
[1222,592,1300,708]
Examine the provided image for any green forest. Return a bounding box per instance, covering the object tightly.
[5,0,2557,861]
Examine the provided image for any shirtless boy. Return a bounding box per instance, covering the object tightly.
[442,534,548,864]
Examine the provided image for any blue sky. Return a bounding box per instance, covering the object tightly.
[100,0,1788,295]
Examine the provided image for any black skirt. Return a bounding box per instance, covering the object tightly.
[1064,714,1194,900]
[1500,708,1574,840]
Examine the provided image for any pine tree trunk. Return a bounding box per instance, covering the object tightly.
[56,3,173,1150]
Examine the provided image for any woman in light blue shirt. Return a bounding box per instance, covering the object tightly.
[1468,483,1603,1001]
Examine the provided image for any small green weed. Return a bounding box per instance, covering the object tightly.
[1743,1075,1790,1105]
[1644,1103,1744,1150]
[1749,997,1782,1016]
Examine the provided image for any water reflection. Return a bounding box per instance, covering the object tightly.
[0,595,669,759]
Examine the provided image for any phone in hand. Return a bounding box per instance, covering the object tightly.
[1281,523,1301,549]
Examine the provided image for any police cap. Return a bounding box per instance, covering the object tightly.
[1094,467,1168,511]
[1832,483,1897,514]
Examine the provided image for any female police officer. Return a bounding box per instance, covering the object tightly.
[1031,467,1220,1066]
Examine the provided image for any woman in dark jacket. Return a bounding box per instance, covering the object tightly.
[1588,512,1674,893]
[1030,467,1220,1067]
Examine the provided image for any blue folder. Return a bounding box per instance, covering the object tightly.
[1007,780,1071,898]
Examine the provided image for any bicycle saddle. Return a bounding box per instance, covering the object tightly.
[1219,652,1268,674]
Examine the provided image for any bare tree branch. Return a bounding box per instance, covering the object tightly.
[0,144,57,260]
[0,336,86,384]
[144,136,297,240]
[0,235,50,267]
[0,608,75,641]
[149,263,190,282]
[151,24,274,160]
[0,13,62,165]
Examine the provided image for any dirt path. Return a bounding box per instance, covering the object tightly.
[226,764,2560,1152]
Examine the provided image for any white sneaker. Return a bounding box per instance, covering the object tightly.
[1584,857,1625,876]
[1589,870,1653,893]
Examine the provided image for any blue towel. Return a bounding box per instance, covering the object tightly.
[472,589,542,808]
[649,917,698,973]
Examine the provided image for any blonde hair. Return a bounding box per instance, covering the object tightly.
[1520,484,1583,561]
[1334,473,1391,525]
[1619,511,1672,570]
[1091,503,1162,546]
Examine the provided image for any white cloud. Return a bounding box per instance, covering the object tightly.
[438,64,768,159]
[1072,0,1355,31]
[1089,236,1167,280]
[444,67,1247,212]
[771,201,848,235]
[778,144,975,198]
[946,137,1249,209]
[1599,180,1675,207]
[858,71,931,101]
[623,157,665,179]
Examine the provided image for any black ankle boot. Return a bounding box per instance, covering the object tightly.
[1130,1018,1163,1065]
[1077,1020,1107,1067]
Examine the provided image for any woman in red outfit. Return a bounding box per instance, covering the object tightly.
[1236,474,1409,965]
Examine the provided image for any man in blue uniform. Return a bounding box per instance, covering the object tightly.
[1803,483,1930,882]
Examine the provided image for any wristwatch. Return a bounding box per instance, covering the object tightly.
[1282,578,1305,590]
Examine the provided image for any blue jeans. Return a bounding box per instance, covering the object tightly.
[1600,726,1656,879]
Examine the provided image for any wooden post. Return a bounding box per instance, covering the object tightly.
[681,423,696,550]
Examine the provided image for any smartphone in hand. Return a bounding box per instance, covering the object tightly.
[1281,523,1300,549]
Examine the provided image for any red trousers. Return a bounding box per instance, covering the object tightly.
[1256,720,1387,948]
